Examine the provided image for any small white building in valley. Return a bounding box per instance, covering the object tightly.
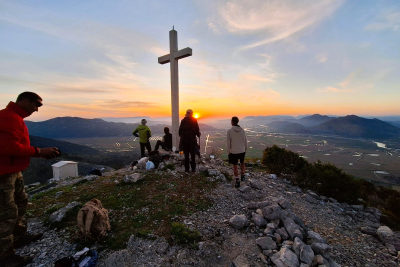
[52,161,78,179]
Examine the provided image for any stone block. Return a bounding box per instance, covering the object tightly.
[271,248,299,267]
[124,173,143,183]
[229,215,249,230]
[262,204,285,221]
[252,212,267,228]
[256,237,277,250]
[311,243,331,257]
[283,217,303,240]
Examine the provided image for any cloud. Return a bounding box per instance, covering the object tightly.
[188,38,199,44]
[0,2,160,56]
[208,22,219,33]
[316,54,328,63]
[365,9,400,31]
[213,0,344,51]
[241,74,275,83]
[316,86,344,93]
[46,99,159,113]
[150,47,168,56]
[317,69,380,93]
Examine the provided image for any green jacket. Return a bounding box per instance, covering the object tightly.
[132,125,152,143]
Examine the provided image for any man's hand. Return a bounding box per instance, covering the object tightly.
[38,147,60,159]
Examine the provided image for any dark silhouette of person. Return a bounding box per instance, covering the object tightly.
[154,127,172,151]
[179,109,200,173]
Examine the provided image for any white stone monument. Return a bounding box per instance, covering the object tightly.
[158,27,192,151]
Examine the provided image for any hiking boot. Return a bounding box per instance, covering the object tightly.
[13,233,43,249]
[0,254,33,267]
[235,179,240,188]
[241,174,246,181]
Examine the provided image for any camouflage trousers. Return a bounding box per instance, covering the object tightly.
[0,172,28,261]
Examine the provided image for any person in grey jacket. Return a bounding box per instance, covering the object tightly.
[227,116,247,188]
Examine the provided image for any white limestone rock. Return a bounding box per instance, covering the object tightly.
[124,173,142,183]
[48,201,81,223]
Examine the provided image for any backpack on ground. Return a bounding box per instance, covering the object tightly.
[77,199,110,239]
[148,150,161,168]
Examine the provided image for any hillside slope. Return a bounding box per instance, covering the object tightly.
[21,160,400,266]
[30,135,99,155]
[310,115,399,139]
[267,121,310,134]
[297,114,335,127]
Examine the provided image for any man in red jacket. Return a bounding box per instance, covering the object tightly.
[0,92,59,266]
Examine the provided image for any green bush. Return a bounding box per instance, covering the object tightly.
[262,145,308,175]
[170,223,201,245]
[162,163,175,171]
[297,161,361,203]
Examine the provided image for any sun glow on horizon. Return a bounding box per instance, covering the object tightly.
[194,113,200,119]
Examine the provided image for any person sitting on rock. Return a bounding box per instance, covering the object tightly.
[154,127,172,152]
[133,119,152,158]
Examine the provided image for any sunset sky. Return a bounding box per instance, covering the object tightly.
[1,0,399,121]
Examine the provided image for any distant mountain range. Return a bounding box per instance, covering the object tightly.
[101,116,171,125]
[29,135,99,155]
[296,114,336,127]
[25,117,219,139]
[263,114,399,139]
[267,121,309,134]
[388,121,400,127]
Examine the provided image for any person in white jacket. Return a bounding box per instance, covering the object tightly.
[226,116,247,188]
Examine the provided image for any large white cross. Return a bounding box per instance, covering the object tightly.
[158,27,192,151]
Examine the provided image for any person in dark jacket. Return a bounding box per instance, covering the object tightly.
[0,92,60,266]
[132,119,152,158]
[154,127,172,151]
[179,109,200,173]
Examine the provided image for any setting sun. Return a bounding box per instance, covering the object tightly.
[194,113,199,119]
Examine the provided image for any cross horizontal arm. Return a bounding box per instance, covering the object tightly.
[158,47,192,65]
[158,54,170,64]
[175,47,192,60]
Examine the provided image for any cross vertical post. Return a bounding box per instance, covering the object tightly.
[158,28,192,151]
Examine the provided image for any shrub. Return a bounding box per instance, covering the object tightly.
[162,163,175,171]
[170,223,201,245]
[297,161,361,203]
[262,145,308,175]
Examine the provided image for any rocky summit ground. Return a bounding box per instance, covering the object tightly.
[18,156,400,267]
